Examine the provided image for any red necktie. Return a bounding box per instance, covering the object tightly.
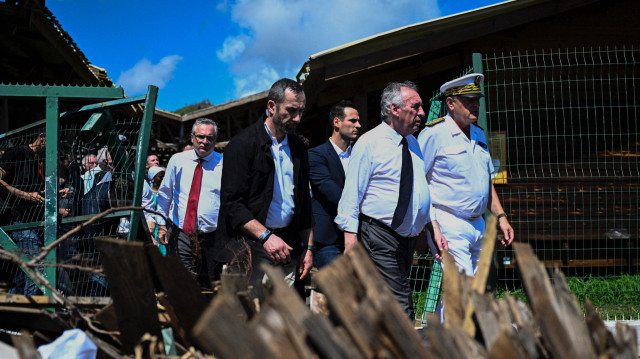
[183,158,203,235]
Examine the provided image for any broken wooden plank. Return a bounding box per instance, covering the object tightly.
[442,249,465,329]
[315,243,430,358]
[84,331,123,359]
[462,214,497,336]
[192,295,277,359]
[145,243,207,342]
[584,299,614,355]
[92,303,119,333]
[11,330,40,359]
[314,248,375,358]
[95,237,161,354]
[0,294,111,307]
[514,242,596,359]
[487,329,530,359]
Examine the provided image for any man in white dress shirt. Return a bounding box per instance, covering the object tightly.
[418,73,514,318]
[335,81,431,320]
[157,118,223,287]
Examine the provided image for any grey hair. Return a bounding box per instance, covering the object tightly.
[191,118,219,139]
[82,154,97,165]
[96,146,110,163]
[380,81,419,123]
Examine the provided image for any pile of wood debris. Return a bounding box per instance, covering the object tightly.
[0,217,637,358]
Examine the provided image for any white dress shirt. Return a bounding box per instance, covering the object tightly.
[142,180,156,223]
[329,138,351,174]
[264,123,295,229]
[418,114,494,221]
[335,122,431,237]
[156,149,223,233]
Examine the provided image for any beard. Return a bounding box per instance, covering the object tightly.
[273,111,298,134]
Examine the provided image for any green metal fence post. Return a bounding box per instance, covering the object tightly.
[472,53,487,130]
[128,85,158,242]
[43,96,59,295]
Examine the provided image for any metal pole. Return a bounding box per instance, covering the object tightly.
[43,96,59,295]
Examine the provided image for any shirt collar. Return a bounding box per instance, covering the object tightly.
[444,114,464,137]
[190,148,218,162]
[381,121,406,146]
[264,122,288,146]
[329,138,351,158]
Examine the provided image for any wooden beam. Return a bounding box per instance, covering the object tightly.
[0,294,111,307]
[95,237,161,354]
[145,244,207,345]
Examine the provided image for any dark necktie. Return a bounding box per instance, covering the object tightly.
[183,158,203,235]
[391,137,413,230]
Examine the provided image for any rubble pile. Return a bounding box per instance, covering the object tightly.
[0,230,637,358]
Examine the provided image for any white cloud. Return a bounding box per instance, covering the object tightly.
[116,55,183,95]
[217,35,248,63]
[218,0,440,98]
[233,64,280,98]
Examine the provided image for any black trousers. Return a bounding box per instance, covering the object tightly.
[228,226,302,303]
[167,224,222,288]
[359,215,417,321]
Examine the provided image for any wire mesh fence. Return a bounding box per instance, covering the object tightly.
[481,46,640,320]
[0,112,150,297]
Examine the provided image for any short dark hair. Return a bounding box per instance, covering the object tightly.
[329,100,357,127]
[267,78,304,105]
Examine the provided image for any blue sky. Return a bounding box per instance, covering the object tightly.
[48,0,502,112]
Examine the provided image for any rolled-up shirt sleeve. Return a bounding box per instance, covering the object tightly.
[335,140,372,233]
[155,158,175,226]
[142,181,154,223]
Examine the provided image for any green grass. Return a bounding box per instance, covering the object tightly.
[413,291,430,319]
[413,274,640,320]
[566,274,640,320]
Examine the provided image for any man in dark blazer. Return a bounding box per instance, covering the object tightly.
[215,78,315,301]
[309,100,361,268]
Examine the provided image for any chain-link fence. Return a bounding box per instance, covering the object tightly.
[480,47,640,319]
[0,85,156,298]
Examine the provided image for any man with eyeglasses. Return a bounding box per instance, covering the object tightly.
[216,78,314,303]
[157,118,224,287]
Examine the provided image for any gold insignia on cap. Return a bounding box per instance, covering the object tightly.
[440,73,485,98]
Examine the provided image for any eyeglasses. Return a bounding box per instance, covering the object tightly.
[192,134,215,142]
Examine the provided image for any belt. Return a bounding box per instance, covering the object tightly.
[433,204,482,222]
[359,214,417,240]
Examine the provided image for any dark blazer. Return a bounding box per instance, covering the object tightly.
[215,118,314,262]
[308,139,346,246]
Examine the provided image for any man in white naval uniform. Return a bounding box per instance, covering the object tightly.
[418,73,514,318]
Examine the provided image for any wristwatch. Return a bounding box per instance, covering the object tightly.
[259,229,272,244]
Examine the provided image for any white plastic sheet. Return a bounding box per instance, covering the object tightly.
[38,329,97,359]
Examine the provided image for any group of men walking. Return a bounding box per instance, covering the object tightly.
[153,74,514,321]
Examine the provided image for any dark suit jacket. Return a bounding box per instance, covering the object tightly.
[308,139,346,246]
[215,118,314,262]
